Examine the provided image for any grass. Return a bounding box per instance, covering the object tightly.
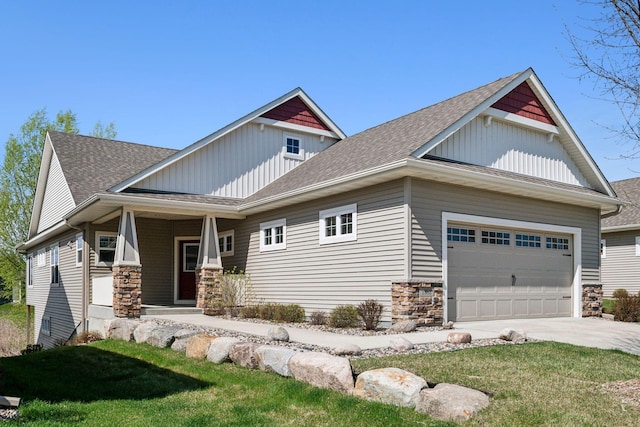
[0,302,29,356]
[0,340,638,426]
[0,302,29,329]
[603,298,614,314]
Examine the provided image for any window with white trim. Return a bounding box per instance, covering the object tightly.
[27,255,33,288]
[76,233,83,267]
[37,249,45,267]
[41,316,51,336]
[546,236,569,250]
[218,230,234,257]
[260,219,286,252]
[283,135,304,160]
[319,204,357,244]
[50,245,59,286]
[601,239,606,258]
[636,236,640,256]
[96,232,117,266]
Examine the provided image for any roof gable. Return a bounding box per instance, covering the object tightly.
[491,81,556,125]
[602,177,640,229]
[260,96,330,131]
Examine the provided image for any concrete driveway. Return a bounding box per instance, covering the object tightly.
[456,317,640,356]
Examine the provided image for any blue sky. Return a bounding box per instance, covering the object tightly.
[0,1,637,182]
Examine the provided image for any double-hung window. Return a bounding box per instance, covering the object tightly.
[27,255,33,288]
[37,249,45,267]
[260,219,286,252]
[96,232,117,266]
[76,233,83,267]
[50,245,59,286]
[41,317,51,336]
[218,230,234,257]
[319,204,357,244]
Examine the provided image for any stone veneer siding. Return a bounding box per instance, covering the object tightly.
[582,283,603,317]
[196,267,224,315]
[112,265,142,318]
[391,282,444,325]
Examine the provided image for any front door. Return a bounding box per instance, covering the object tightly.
[178,240,199,301]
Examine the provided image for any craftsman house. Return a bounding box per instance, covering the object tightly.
[22,68,620,347]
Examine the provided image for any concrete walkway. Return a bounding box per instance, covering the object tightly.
[143,313,640,355]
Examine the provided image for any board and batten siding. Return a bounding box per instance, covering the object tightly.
[222,180,406,322]
[37,151,75,233]
[428,117,590,187]
[410,178,600,283]
[135,122,337,198]
[26,231,83,348]
[601,230,640,297]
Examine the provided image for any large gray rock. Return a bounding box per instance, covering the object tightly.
[333,344,362,356]
[389,336,414,351]
[186,334,218,359]
[206,337,240,363]
[416,383,490,422]
[133,322,160,344]
[354,368,427,408]
[170,329,199,352]
[387,320,417,333]
[288,352,355,394]
[255,346,297,377]
[107,319,139,341]
[499,328,527,344]
[447,332,472,344]
[267,326,289,342]
[146,326,180,348]
[229,342,261,369]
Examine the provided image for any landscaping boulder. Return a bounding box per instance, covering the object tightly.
[387,320,417,334]
[415,383,490,422]
[107,319,139,341]
[255,346,297,377]
[499,328,527,344]
[443,321,455,330]
[186,334,218,359]
[133,322,160,344]
[229,342,261,369]
[146,326,181,348]
[288,351,355,394]
[333,344,362,356]
[206,337,240,363]
[389,336,414,351]
[170,329,199,352]
[267,326,289,342]
[447,332,472,344]
[354,368,427,408]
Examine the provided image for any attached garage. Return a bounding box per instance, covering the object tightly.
[443,213,581,322]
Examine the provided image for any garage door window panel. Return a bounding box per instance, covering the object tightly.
[516,234,541,248]
[546,237,569,250]
[481,230,510,245]
[447,227,476,243]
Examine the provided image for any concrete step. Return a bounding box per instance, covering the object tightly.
[141,306,203,316]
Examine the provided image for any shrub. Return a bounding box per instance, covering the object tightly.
[357,299,383,330]
[259,303,280,321]
[216,267,255,310]
[0,319,26,357]
[275,304,305,323]
[241,305,260,319]
[328,305,360,328]
[612,288,640,322]
[20,343,43,355]
[72,331,103,345]
[309,310,328,326]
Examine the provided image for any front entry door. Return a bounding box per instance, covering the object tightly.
[178,240,199,301]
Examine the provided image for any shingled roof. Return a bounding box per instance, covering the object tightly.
[602,177,640,229]
[244,70,523,204]
[50,131,177,203]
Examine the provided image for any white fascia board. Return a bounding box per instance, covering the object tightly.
[28,133,53,238]
[601,224,640,233]
[484,107,560,134]
[412,69,533,159]
[110,88,345,193]
[19,221,71,251]
[252,117,340,138]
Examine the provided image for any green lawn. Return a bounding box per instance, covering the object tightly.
[603,298,614,314]
[0,302,29,328]
[0,340,638,426]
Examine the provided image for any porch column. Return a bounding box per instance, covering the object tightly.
[112,208,142,318]
[195,214,224,314]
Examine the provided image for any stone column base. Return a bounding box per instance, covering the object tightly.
[196,267,223,315]
[391,281,443,326]
[582,283,603,317]
[112,265,142,318]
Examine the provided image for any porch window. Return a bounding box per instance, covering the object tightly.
[319,204,357,245]
[50,245,59,286]
[218,230,234,257]
[76,233,83,267]
[96,232,117,266]
[260,219,286,252]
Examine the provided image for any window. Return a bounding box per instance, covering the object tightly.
[96,232,117,265]
[76,233,83,267]
[37,249,45,267]
[218,230,234,257]
[601,239,607,258]
[319,204,357,244]
[546,236,569,250]
[183,243,199,272]
[481,230,510,245]
[50,245,59,286]
[283,135,303,160]
[636,236,640,257]
[260,219,286,252]
[27,255,33,288]
[516,234,541,248]
[41,316,51,336]
[447,227,476,243]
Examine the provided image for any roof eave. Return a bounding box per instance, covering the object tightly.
[602,223,640,233]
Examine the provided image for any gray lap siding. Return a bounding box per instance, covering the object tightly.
[601,230,640,297]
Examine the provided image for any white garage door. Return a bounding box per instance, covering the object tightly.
[447,223,573,322]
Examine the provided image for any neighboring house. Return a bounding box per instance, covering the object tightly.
[601,177,640,296]
[21,68,621,348]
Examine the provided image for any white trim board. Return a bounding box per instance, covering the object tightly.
[441,212,583,321]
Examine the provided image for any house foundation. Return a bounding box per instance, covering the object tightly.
[112,265,142,318]
[391,281,444,325]
[582,283,603,317]
[196,267,224,315]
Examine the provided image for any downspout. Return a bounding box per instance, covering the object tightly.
[600,204,622,219]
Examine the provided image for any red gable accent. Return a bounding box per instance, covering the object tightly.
[261,96,330,131]
[491,82,556,126]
